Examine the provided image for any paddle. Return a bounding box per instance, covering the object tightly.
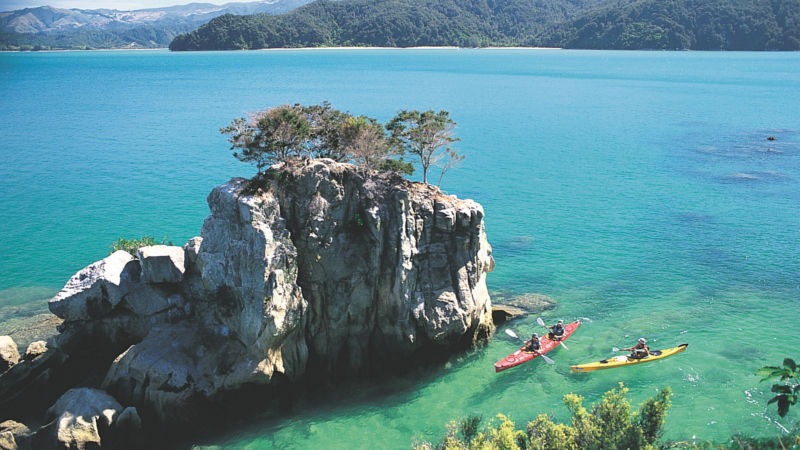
[504,329,555,365]
[537,317,568,350]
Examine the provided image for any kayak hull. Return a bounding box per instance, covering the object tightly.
[570,343,688,372]
[494,321,581,373]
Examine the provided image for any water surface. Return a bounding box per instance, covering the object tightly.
[1,49,799,446]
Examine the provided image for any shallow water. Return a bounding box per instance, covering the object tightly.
[1,49,799,446]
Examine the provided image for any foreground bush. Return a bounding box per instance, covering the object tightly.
[414,383,672,450]
[109,235,171,257]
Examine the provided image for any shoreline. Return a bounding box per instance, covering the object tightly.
[3,45,563,53]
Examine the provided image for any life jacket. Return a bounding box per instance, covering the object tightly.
[527,338,540,351]
[552,324,565,335]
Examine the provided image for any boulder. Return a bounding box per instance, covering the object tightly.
[0,337,19,373]
[48,251,140,322]
[183,237,202,271]
[41,388,122,450]
[0,345,68,419]
[491,305,528,324]
[0,420,31,450]
[119,284,170,317]
[22,341,47,361]
[137,245,185,284]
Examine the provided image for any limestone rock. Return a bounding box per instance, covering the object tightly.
[48,251,140,322]
[491,305,527,324]
[183,237,202,270]
[43,388,122,450]
[0,337,19,373]
[119,284,170,317]
[137,245,185,284]
[492,292,556,314]
[0,345,68,419]
[22,341,47,361]
[0,420,31,450]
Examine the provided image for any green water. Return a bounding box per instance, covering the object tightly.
[1,49,799,447]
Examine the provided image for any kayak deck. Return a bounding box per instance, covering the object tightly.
[570,343,688,372]
[494,321,581,373]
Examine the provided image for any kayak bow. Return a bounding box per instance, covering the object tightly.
[494,321,581,373]
[570,343,688,372]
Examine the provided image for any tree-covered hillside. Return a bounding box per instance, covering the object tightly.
[548,0,800,50]
[169,0,800,50]
[169,0,607,50]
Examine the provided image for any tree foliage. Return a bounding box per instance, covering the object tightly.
[757,358,800,417]
[415,384,673,450]
[386,110,460,184]
[168,0,800,51]
[221,103,424,177]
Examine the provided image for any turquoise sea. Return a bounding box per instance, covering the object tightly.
[1,49,799,447]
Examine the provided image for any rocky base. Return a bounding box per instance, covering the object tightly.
[0,160,495,448]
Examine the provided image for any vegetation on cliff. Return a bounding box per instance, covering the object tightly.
[222,102,464,185]
[169,0,800,51]
[414,383,673,449]
[168,0,605,50]
[547,0,800,50]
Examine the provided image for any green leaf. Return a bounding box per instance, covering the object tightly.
[756,366,786,381]
[772,385,792,394]
[784,358,797,372]
[778,396,790,417]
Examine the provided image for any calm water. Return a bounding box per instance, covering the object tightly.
[1,49,799,447]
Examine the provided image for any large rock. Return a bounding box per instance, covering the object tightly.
[270,160,494,372]
[41,388,122,450]
[45,159,496,429]
[0,420,31,450]
[48,251,140,322]
[0,337,19,373]
[0,344,68,420]
[137,245,185,284]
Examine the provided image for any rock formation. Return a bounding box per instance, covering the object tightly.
[0,159,495,446]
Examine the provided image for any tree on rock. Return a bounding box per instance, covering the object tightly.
[221,105,312,172]
[386,109,461,184]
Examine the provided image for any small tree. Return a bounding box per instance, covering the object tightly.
[386,109,461,184]
[342,115,390,172]
[221,105,312,172]
[437,149,465,187]
[757,358,800,417]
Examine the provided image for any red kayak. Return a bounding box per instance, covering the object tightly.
[494,321,581,373]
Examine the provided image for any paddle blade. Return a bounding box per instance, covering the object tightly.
[537,317,546,327]
[540,353,555,365]
[505,329,519,340]
[559,341,569,350]
[612,347,620,352]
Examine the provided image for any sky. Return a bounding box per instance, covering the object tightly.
[1,0,232,12]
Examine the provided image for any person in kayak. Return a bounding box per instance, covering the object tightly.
[546,320,565,340]
[523,333,541,353]
[623,338,650,359]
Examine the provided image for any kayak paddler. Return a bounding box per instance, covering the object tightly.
[545,320,565,340]
[622,338,650,359]
[523,332,541,353]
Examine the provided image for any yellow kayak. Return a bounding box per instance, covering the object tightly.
[570,343,688,372]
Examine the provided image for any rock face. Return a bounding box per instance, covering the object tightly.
[0,337,19,373]
[43,388,122,450]
[38,159,494,433]
[137,245,185,284]
[48,251,141,322]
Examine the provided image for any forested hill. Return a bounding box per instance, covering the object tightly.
[547,0,800,50]
[169,0,608,50]
[169,0,800,50]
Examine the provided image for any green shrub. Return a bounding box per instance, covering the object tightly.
[109,235,171,257]
[414,383,672,450]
